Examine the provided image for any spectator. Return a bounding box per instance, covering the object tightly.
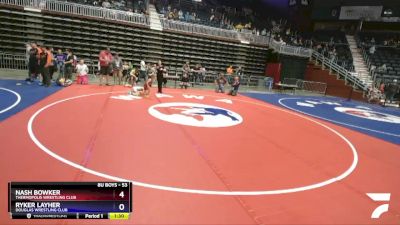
[182,61,190,78]
[210,14,215,22]
[178,9,184,20]
[64,49,74,81]
[102,0,110,8]
[279,37,286,45]
[191,12,197,22]
[383,40,388,46]
[160,6,166,14]
[379,82,385,93]
[55,49,66,80]
[261,28,267,36]
[39,46,52,87]
[26,42,40,82]
[180,68,189,89]
[168,11,174,19]
[235,23,244,31]
[199,66,206,85]
[378,64,387,73]
[215,73,227,93]
[173,8,178,20]
[386,79,399,103]
[226,65,234,75]
[98,47,113,86]
[184,11,190,21]
[25,43,31,67]
[122,61,129,78]
[76,59,89,85]
[244,22,252,30]
[48,47,56,81]
[112,53,123,85]
[192,63,202,85]
[369,45,376,54]
[226,65,234,83]
[139,59,147,82]
[236,65,243,77]
[329,48,337,61]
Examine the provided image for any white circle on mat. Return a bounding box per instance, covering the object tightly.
[0,87,21,114]
[28,91,358,196]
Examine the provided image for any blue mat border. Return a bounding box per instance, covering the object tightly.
[243,92,400,145]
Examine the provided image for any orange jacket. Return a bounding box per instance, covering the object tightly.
[45,50,53,67]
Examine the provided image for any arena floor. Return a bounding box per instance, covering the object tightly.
[0,79,399,224]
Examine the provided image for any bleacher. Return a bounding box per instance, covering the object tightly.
[308,30,354,72]
[155,0,228,29]
[366,47,400,82]
[0,3,268,77]
[358,31,400,47]
[358,31,400,83]
[64,0,147,14]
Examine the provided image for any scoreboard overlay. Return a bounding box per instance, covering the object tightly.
[8,182,132,220]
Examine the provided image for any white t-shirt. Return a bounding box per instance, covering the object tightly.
[76,64,89,76]
[140,61,146,71]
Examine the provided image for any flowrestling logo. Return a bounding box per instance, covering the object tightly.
[334,107,400,124]
[148,102,243,127]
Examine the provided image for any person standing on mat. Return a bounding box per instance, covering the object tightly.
[99,47,113,86]
[26,43,40,83]
[64,49,74,82]
[156,60,166,93]
[55,49,66,80]
[139,59,147,82]
[215,73,227,93]
[39,46,52,87]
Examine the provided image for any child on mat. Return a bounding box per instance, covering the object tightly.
[215,73,227,93]
[228,76,240,96]
[143,74,156,96]
[180,70,189,89]
[129,74,155,97]
[75,59,89,85]
[129,86,145,96]
[126,66,138,87]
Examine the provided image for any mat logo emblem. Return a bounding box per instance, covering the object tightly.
[148,102,243,127]
[295,100,400,124]
[366,193,391,219]
[335,107,400,124]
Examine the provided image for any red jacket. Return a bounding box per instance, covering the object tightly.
[99,50,112,66]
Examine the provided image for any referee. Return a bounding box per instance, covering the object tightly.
[156,60,165,94]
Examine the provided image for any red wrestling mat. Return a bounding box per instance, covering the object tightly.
[0,85,399,224]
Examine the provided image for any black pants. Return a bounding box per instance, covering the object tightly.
[42,66,51,87]
[28,63,39,80]
[64,66,73,80]
[157,74,163,93]
[49,65,55,80]
[386,91,396,102]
